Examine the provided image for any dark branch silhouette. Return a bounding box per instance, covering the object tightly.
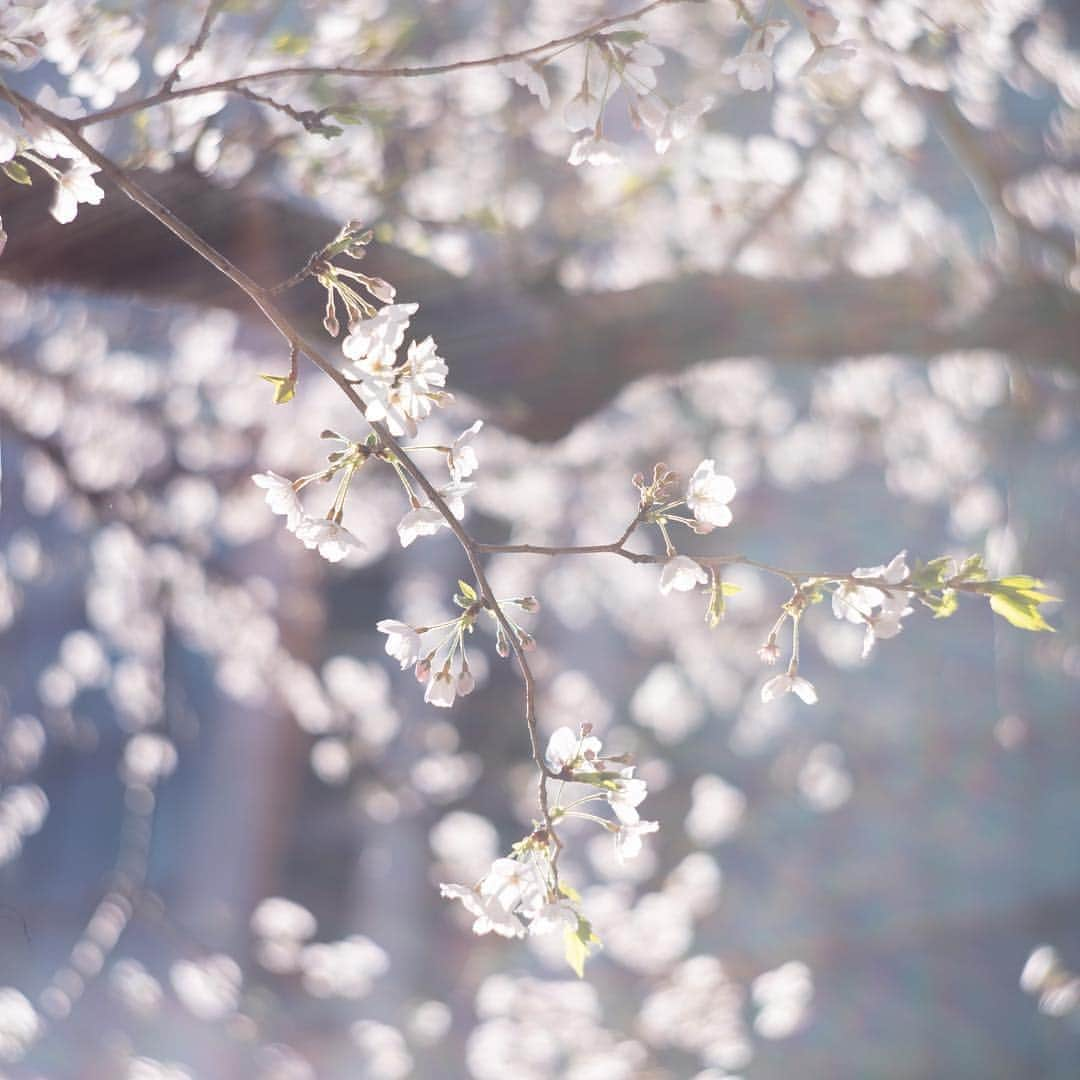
[2,162,1077,440]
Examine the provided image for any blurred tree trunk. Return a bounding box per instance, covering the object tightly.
[2,163,1077,439]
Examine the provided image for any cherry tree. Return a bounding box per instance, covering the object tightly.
[0,1,1075,1075]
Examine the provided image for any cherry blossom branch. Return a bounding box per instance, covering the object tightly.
[479,531,1011,596]
[158,0,227,94]
[72,0,680,130]
[8,86,564,873]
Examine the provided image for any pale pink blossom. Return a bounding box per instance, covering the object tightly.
[376,620,421,669]
[659,555,708,595]
[294,518,363,563]
[686,460,736,528]
[568,135,621,167]
[342,303,417,370]
[499,59,550,109]
[50,159,104,224]
[614,819,660,862]
[251,471,303,531]
[761,673,818,704]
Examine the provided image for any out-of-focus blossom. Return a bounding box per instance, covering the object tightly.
[499,60,550,109]
[722,21,789,92]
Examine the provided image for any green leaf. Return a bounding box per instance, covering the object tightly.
[919,589,958,619]
[996,575,1057,599]
[956,554,987,582]
[564,917,601,978]
[606,29,648,45]
[271,31,310,55]
[457,580,477,602]
[910,557,954,591]
[558,882,582,904]
[982,576,1060,632]
[259,373,296,404]
[2,160,32,186]
[989,591,1054,632]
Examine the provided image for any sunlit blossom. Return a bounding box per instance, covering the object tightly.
[685,459,736,529]
[761,672,818,704]
[294,517,364,563]
[659,555,708,595]
[251,471,302,531]
[50,159,105,224]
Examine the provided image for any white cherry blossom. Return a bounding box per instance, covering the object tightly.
[831,580,883,623]
[635,94,714,154]
[499,59,550,108]
[294,517,364,563]
[761,673,818,704]
[376,620,421,669]
[607,767,649,825]
[615,40,664,96]
[659,555,708,595]
[251,471,303,531]
[423,664,458,708]
[861,592,914,657]
[439,884,525,939]
[448,420,483,481]
[342,303,417,369]
[397,505,446,548]
[722,20,789,93]
[480,857,547,919]
[50,159,105,224]
[563,84,599,132]
[528,900,578,936]
[396,481,473,547]
[356,336,451,437]
[545,726,603,775]
[686,460,736,529]
[614,819,660,863]
[854,550,909,586]
[568,135,621,167]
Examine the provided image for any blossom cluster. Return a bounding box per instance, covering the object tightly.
[377,585,536,709]
[544,725,659,863]
[0,107,104,231]
[343,305,453,438]
[830,550,913,658]
[498,4,858,168]
[440,725,656,971]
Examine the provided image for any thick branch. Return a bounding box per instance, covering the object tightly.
[2,167,1076,441]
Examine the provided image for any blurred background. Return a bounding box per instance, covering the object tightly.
[1,1,1079,1077]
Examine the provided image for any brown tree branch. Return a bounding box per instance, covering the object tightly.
[2,164,1076,441]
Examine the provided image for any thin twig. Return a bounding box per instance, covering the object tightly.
[73,0,677,129]
[159,0,227,94]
